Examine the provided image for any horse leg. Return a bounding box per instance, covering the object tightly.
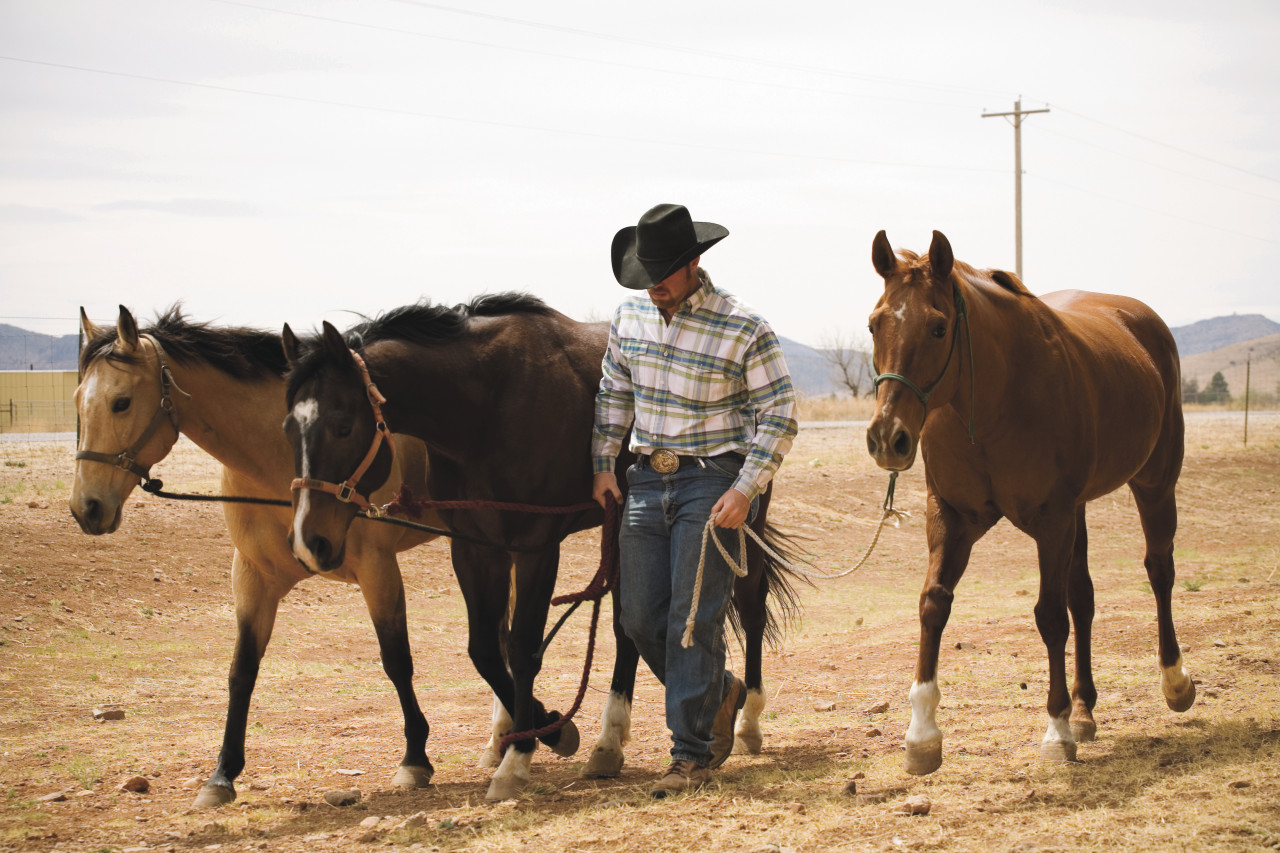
[487,546,573,802]
[356,556,434,788]
[1131,479,1195,711]
[582,598,637,778]
[1066,505,1098,743]
[1032,511,1079,763]
[195,551,289,808]
[478,571,515,770]
[731,558,768,755]
[906,495,985,775]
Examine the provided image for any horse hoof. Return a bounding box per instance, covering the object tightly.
[192,783,236,808]
[391,763,434,788]
[478,746,503,770]
[1070,719,1097,743]
[485,775,527,802]
[549,719,579,757]
[733,731,763,755]
[1165,679,1196,713]
[1039,739,1078,763]
[904,740,943,776]
[582,745,623,778]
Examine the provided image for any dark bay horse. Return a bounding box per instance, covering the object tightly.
[71,306,446,807]
[865,231,1193,774]
[280,293,801,801]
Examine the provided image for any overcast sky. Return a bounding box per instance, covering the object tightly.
[2,0,1278,346]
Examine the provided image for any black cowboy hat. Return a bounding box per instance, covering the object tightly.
[611,203,729,290]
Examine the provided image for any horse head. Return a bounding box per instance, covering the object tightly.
[282,321,396,573]
[865,230,964,471]
[71,306,183,534]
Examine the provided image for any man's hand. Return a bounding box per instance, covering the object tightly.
[711,488,750,529]
[593,472,622,509]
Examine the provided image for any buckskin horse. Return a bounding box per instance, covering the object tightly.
[70,306,447,807]
[280,293,802,801]
[865,230,1194,774]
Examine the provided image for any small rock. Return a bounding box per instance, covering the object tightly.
[864,701,889,714]
[894,793,932,816]
[955,641,975,650]
[854,617,864,626]
[324,789,361,807]
[850,771,866,780]
[92,708,126,721]
[842,779,858,795]
[1228,780,1252,789]
[1204,688,1220,698]
[865,727,882,737]
[335,768,365,776]
[119,775,150,793]
[358,816,381,828]
[396,812,428,830]
[1180,643,1191,652]
[856,791,888,805]
[814,700,836,712]
[39,791,68,803]
[1213,640,1227,648]
[785,802,805,814]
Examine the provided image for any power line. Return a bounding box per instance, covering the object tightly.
[0,54,1004,175]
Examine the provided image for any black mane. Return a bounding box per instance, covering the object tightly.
[80,306,287,380]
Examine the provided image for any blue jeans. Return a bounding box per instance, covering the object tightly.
[619,454,758,765]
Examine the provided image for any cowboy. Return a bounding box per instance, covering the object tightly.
[592,203,799,797]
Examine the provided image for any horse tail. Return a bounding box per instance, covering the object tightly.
[727,521,811,651]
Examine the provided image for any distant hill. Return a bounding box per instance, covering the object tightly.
[0,324,79,371]
[1171,314,1280,357]
[1181,332,1280,403]
[777,337,848,397]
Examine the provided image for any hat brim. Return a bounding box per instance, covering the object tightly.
[611,222,728,290]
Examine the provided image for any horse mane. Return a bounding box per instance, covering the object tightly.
[343,291,555,348]
[896,248,1035,299]
[80,306,287,380]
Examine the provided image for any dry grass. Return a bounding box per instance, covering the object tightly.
[1,417,1279,852]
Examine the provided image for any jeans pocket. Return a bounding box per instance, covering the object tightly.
[703,455,743,479]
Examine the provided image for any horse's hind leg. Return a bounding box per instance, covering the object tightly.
[1066,505,1098,743]
[1032,511,1080,763]
[195,551,289,808]
[1130,477,1195,711]
[356,555,434,788]
[582,599,637,778]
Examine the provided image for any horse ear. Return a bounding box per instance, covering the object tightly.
[281,324,301,367]
[871,230,898,280]
[79,307,101,343]
[116,305,141,351]
[320,321,349,361]
[929,231,954,281]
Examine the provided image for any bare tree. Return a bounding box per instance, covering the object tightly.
[818,329,875,397]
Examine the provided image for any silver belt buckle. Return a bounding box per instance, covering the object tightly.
[650,449,680,474]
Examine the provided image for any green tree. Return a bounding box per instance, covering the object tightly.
[1181,376,1200,404]
[1204,371,1231,404]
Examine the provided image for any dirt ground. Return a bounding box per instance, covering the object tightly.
[1,415,1279,853]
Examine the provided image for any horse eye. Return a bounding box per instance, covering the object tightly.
[112,397,131,414]
[335,424,353,439]
[931,323,947,339]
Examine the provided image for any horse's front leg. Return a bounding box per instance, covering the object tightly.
[1033,510,1080,762]
[354,554,433,788]
[486,545,569,802]
[195,552,289,808]
[906,494,985,775]
[1066,505,1099,743]
[582,596,637,778]
[731,547,769,755]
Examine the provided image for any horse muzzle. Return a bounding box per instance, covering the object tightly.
[69,495,123,535]
[866,414,919,472]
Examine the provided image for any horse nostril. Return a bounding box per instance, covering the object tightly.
[83,499,102,527]
[892,429,912,458]
[866,431,880,456]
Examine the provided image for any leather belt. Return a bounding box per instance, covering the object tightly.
[638,450,744,474]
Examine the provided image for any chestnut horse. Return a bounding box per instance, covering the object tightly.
[280,293,802,801]
[865,231,1194,774]
[71,306,445,807]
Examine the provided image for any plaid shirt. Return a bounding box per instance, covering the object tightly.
[592,273,799,501]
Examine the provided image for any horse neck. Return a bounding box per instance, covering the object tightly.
[947,274,1050,414]
[363,341,478,462]
[167,361,293,494]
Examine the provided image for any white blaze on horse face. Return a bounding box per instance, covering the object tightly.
[290,398,323,572]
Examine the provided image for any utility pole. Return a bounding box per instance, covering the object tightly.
[983,98,1049,279]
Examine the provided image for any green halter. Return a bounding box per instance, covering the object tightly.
[872,287,976,442]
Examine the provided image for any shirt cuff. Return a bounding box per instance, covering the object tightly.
[592,456,616,475]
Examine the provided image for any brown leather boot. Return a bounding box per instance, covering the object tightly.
[707,676,746,769]
[649,760,712,798]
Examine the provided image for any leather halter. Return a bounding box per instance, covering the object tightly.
[290,352,397,514]
[872,287,976,441]
[75,334,184,487]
